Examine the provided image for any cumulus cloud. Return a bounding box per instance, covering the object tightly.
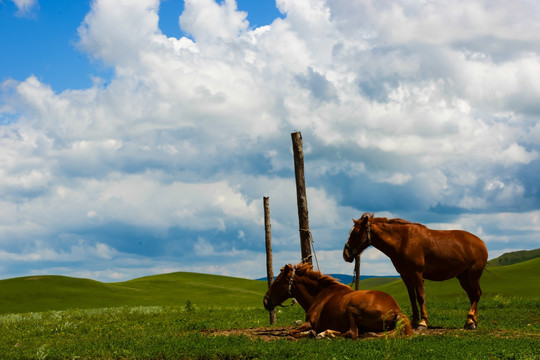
[180,0,249,42]
[1,0,539,281]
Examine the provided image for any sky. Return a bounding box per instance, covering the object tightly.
[1,0,539,282]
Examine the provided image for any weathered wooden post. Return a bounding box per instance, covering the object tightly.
[354,255,361,290]
[263,196,276,324]
[291,132,312,265]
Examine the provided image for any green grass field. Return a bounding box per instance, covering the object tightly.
[0,253,538,359]
[0,300,537,359]
[0,272,267,314]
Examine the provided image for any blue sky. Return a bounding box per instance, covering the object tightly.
[1,0,539,282]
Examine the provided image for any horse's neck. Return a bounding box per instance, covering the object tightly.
[371,221,405,257]
[291,275,321,312]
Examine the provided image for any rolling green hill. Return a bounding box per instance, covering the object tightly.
[487,248,540,267]
[0,272,268,315]
[0,256,538,315]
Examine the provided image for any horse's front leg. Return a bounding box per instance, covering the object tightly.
[405,284,419,326]
[402,276,420,328]
[289,321,316,338]
[316,329,342,339]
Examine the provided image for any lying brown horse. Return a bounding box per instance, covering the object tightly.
[263,262,412,339]
[343,213,488,330]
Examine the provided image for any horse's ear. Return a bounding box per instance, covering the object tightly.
[353,218,360,224]
[284,264,293,272]
[361,212,374,223]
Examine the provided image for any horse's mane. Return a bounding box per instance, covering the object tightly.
[374,217,426,227]
[293,263,348,289]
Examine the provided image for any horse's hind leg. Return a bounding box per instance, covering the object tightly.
[341,308,360,339]
[415,279,428,329]
[457,270,482,330]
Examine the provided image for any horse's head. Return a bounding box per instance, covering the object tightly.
[263,264,295,311]
[343,212,374,262]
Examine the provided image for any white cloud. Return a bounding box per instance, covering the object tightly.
[498,143,539,166]
[370,172,412,186]
[1,172,261,237]
[77,0,161,68]
[0,240,116,262]
[371,0,540,45]
[180,0,248,43]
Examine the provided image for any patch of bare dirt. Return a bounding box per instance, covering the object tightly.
[203,326,296,341]
[202,326,460,341]
[414,327,460,336]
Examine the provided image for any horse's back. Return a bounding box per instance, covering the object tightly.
[420,227,488,279]
[428,228,487,263]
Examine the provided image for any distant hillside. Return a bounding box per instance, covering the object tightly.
[487,248,540,267]
[0,272,268,315]
[0,258,538,315]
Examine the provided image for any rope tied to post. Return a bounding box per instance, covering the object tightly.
[300,228,320,273]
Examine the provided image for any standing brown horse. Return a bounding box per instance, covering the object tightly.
[263,262,413,339]
[343,213,488,330]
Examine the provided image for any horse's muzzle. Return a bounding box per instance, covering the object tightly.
[343,247,354,263]
[263,295,275,311]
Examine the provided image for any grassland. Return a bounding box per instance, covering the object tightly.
[0,256,538,359]
[0,272,267,314]
[0,297,537,359]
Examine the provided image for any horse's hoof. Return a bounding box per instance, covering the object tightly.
[464,322,476,330]
[316,330,338,339]
[415,319,428,332]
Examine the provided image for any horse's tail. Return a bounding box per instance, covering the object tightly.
[379,311,413,338]
[395,312,414,337]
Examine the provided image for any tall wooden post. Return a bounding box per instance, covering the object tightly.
[354,255,361,290]
[291,132,312,265]
[263,196,276,324]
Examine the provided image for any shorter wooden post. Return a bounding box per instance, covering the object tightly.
[264,196,276,324]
